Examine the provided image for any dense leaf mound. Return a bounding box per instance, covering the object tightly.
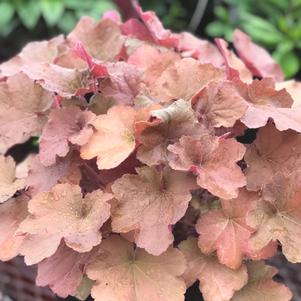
[1,2,300,301]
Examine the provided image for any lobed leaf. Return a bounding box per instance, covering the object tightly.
[86,235,187,301]
[168,135,246,199]
[196,189,276,269]
[111,166,195,255]
[0,155,24,203]
[179,237,248,301]
[231,262,292,301]
[19,183,113,263]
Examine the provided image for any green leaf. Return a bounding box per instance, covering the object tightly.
[289,20,301,41]
[277,16,290,33]
[0,2,14,28]
[76,0,118,19]
[240,13,283,46]
[63,0,94,10]
[274,50,300,78]
[15,0,41,29]
[205,21,233,38]
[73,277,94,301]
[292,0,301,7]
[0,20,18,37]
[41,0,64,26]
[214,6,229,22]
[57,11,77,33]
[266,0,288,10]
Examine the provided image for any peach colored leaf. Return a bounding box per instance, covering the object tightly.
[0,155,24,203]
[196,189,273,269]
[247,173,301,263]
[128,44,180,86]
[80,105,136,169]
[22,63,91,97]
[19,183,112,256]
[179,237,248,301]
[231,262,292,301]
[36,242,98,298]
[236,78,301,132]
[149,58,226,102]
[137,99,205,166]
[177,32,224,67]
[19,233,62,265]
[0,35,64,77]
[0,72,52,153]
[215,38,252,83]
[0,196,28,261]
[40,106,95,166]
[86,235,186,301]
[192,80,248,128]
[245,123,301,191]
[68,17,124,62]
[276,80,301,108]
[233,29,284,82]
[239,78,293,108]
[111,166,195,255]
[168,135,246,199]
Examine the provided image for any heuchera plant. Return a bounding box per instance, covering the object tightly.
[1,1,301,301]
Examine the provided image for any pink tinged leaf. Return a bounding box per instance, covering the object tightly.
[102,10,121,23]
[0,72,52,153]
[0,35,65,77]
[247,173,301,263]
[121,18,154,42]
[36,242,98,298]
[86,235,187,301]
[0,155,24,203]
[192,80,248,128]
[179,237,248,301]
[19,233,62,265]
[26,154,81,196]
[177,32,224,67]
[67,17,124,62]
[214,38,252,83]
[127,44,180,88]
[111,166,195,255]
[231,262,292,301]
[18,183,113,259]
[99,62,143,105]
[80,105,137,170]
[244,123,301,191]
[276,80,301,108]
[22,63,92,97]
[234,78,301,133]
[168,135,246,199]
[149,58,226,102]
[0,196,28,261]
[131,0,178,48]
[196,189,273,269]
[233,29,284,82]
[39,106,96,166]
[71,42,108,78]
